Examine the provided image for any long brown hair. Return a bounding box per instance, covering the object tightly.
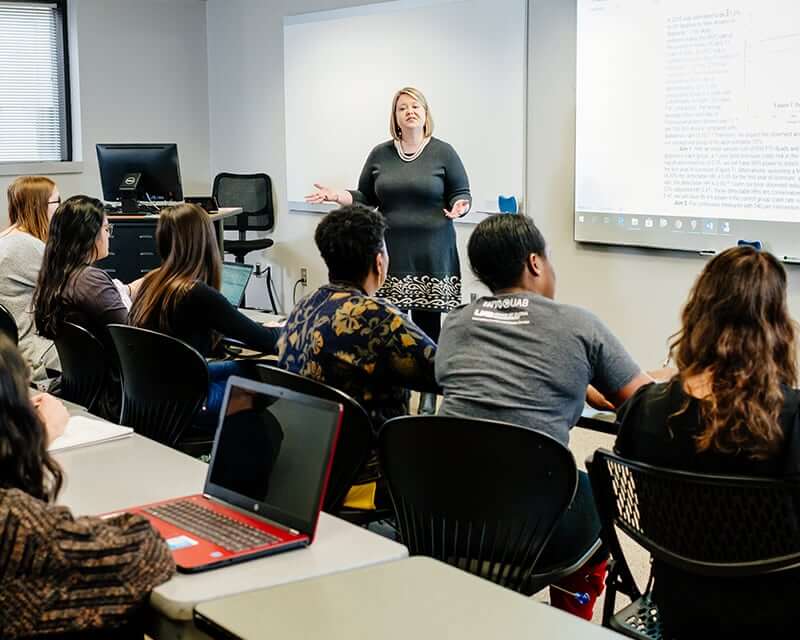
[7,176,56,242]
[33,196,106,339]
[670,246,797,458]
[0,334,63,502]
[129,203,222,332]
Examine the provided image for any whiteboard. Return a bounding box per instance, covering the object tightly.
[283,0,527,216]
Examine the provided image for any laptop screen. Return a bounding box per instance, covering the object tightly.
[205,377,342,536]
[221,262,254,307]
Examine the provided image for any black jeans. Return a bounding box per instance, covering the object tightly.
[536,471,604,569]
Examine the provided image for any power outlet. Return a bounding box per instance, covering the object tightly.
[300,268,308,286]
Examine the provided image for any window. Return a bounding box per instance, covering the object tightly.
[0,1,71,163]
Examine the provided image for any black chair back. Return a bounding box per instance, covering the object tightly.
[588,448,800,578]
[0,303,19,345]
[379,415,578,594]
[53,322,112,414]
[213,172,274,233]
[108,324,209,447]
[255,364,373,511]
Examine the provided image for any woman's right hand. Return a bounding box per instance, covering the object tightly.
[31,393,70,445]
[305,183,339,204]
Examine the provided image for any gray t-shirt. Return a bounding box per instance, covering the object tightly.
[436,292,641,445]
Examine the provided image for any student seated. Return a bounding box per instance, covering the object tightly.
[129,203,279,416]
[435,213,650,619]
[33,196,131,420]
[0,334,174,638]
[278,204,437,424]
[0,176,62,383]
[615,246,800,636]
[33,195,130,343]
[277,205,437,508]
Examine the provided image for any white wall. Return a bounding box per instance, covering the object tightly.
[207,0,800,368]
[0,0,211,221]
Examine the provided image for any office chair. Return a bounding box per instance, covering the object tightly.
[108,325,209,447]
[212,172,277,310]
[379,415,599,595]
[255,364,391,524]
[53,322,114,416]
[587,448,800,639]
[0,303,19,345]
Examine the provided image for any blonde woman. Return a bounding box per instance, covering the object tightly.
[0,176,61,383]
[306,87,470,413]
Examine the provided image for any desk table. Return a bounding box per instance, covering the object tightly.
[98,207,242,282]
[577,405,617,435]
[194,557,621,640]
[54,434,408,640]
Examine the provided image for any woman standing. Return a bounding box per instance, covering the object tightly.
[0,176,61,383]
[307,87,471,384]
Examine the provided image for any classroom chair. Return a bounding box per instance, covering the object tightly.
[212,172,277,310]
[108,324,209,448]
[586,448,800,639]
[379,415,599,595]
[255,364,393,525]
[0,303,18,345]
[53,321,114,416]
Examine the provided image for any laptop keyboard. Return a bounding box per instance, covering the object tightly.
[144,500,281,552]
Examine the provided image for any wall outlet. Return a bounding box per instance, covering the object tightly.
[300,268,308,286]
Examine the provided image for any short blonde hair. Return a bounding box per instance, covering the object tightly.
[389,87,434,141]
[7,176,56,243]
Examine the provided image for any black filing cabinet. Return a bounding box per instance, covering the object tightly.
[96,220,160,283]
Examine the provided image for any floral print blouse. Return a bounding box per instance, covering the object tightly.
[277,283,437,424]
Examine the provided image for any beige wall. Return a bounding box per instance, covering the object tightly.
[0,0,211,222]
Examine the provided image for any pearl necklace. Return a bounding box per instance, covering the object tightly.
[395,136,431,162]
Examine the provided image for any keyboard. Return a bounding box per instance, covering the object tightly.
[144,500,280,552]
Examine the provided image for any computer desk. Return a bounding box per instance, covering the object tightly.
[193,557,620,640]
[98,207,242,282]
[53,432,408,640]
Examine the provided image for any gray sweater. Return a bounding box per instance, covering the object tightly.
[0,230,59,381]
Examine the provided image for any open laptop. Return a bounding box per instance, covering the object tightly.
[120,376,342,573]
[221,262,255,307]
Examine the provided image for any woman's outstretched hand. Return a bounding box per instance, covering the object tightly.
[444,199,470,219]
[305,183,339,204]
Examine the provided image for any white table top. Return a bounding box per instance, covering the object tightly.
[238,307,286,327]
[194,557,621,640]
[54,434,408,623]
[108,206,242,221]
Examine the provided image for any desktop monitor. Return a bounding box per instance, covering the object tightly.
[96,143,183,211]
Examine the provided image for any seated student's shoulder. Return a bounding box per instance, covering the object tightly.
[80,265,115,286]
[547,298,601,324]
[0,229,45,256]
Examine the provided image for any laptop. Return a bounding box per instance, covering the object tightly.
[120,376,342,573]
[221,262,255,307]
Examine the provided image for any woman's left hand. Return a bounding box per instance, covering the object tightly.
[444,199,470,219]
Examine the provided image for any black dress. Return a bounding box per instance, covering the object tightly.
[615,379,800,636]
[349,138,471,312]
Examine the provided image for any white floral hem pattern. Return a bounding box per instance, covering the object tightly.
[377,274,461,311]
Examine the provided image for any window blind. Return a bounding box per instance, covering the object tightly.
[0,1,69,163]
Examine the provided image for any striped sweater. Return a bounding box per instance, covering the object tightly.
[0,488,175,638]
